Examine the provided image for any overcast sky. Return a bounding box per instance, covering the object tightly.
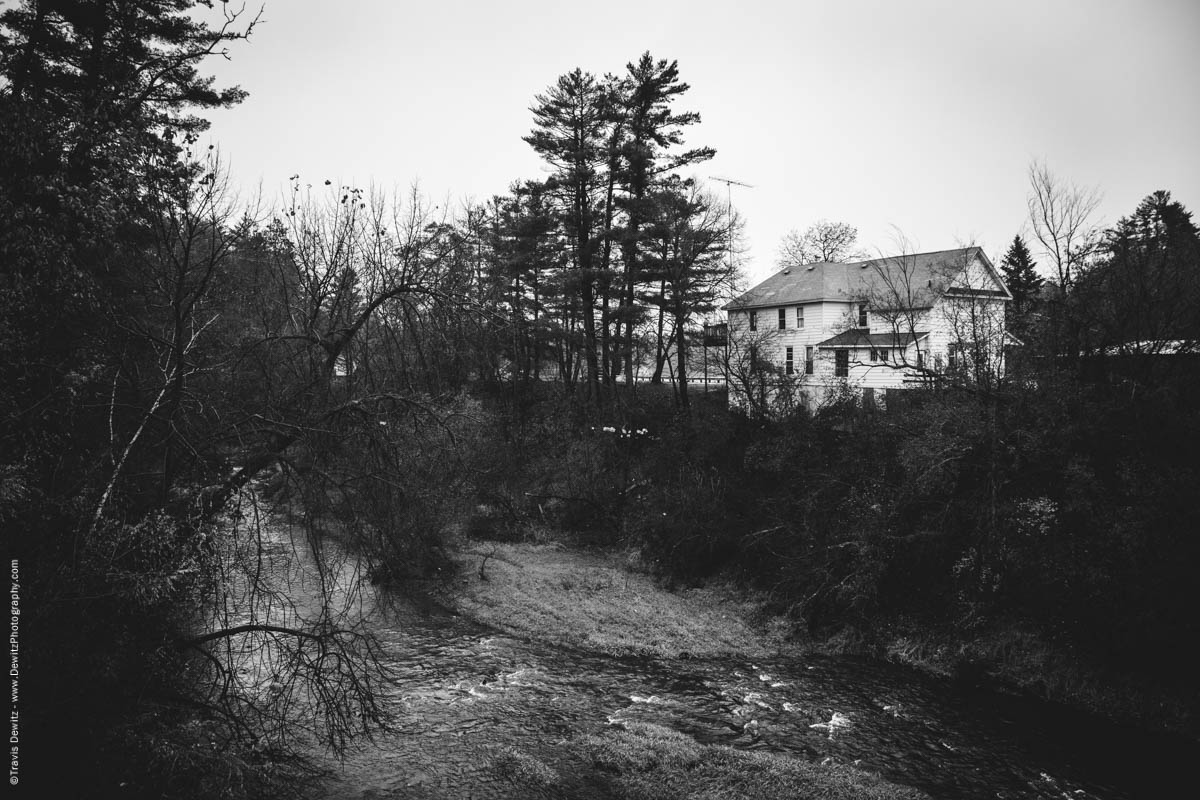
[203,0,1200,285]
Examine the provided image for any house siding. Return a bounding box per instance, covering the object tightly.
[726,250,1010,411]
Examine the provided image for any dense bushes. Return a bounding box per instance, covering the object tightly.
[629,378,1200,685]
[468,371,1200,714]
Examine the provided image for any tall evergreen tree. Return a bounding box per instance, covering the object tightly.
[0,1,262,788]
[999,234,1043,341]
[640,177,735,408]
[612,53,715,384]
[524,68,610,397]
[488,181,562,382]
[1081,190,1200,351]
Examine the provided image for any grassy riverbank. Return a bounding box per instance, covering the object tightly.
[440,536,928,800]
[442,539,793,658]
[492,721,927,800]
[875,620,1198,737]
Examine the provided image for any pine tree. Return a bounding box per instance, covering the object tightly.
[523,68,610,396]
[1084,190,1200,348]
[1000,234,1043,340]
[640,177,734,408]
[1,0,258,416]
[487,181,562,382]
[612,53,715,384]
[0,1,258,785]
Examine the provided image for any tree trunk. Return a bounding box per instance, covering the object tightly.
[675,307,690,409]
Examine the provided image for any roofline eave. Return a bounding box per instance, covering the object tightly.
[724,295,881,311]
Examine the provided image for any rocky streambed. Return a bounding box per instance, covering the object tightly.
[242,522,1197,799]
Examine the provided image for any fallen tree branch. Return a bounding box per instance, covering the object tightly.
[180,622,350,649]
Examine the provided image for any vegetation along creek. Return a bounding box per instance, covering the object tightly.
[245,513,1196,800]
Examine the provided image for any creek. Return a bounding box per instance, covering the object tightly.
[247,520,1195,799]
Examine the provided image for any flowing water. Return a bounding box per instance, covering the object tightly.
[244,519,1196,799]
[324,607,1195,800]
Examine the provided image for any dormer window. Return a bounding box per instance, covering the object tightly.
[857,303,868,328]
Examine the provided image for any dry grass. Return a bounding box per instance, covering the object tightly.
[489,746,560,788]
[882,622,1197,735]
[581,722,928,800]
[451,540,927,800]
[443,541,795,658]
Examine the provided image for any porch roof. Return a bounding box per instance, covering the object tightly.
[815,330,929,349]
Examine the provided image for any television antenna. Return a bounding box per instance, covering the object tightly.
[710,175,754,205]
[709,175,753,272]
[706,176,752,392]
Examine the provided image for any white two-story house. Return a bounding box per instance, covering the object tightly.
[723,247,1012,410]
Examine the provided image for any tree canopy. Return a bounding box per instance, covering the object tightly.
[778,219,865,268]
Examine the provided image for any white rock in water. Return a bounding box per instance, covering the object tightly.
[810,711,852,737]
[630,694,662,704]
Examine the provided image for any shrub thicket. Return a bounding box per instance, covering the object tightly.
[464,372,1200,721]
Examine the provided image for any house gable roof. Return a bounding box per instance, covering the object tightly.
[723,247,1011,310]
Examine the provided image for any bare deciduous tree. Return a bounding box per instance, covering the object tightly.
[778,220,867,268]
[723,327,801,418]
[1027,160,1102,291]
